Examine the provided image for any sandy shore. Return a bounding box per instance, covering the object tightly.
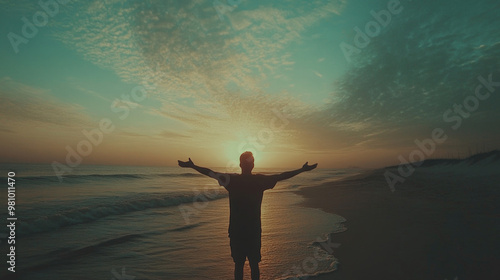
[296,168,500,280]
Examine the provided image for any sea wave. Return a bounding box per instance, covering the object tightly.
[24,233,144,272]
[277,233,341,280]
[19,172,205,183]
[17,191,227,237]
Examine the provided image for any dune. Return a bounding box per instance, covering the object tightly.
[296,151,500,280]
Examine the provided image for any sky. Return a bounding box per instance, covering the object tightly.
[0,0,499,170]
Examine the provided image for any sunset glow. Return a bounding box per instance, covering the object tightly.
[1,0,499,170]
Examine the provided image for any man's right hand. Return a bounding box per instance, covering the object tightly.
[302,162,318,171]
[178,158,195,168]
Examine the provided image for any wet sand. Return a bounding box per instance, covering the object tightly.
[296,168,500,280]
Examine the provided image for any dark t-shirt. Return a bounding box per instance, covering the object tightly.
[222,174,278,238]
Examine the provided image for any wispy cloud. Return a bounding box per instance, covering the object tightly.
[50,0,345,147]
[313,71,323,78]
[158,130,189,139]
[282,0,500,152]
[47,0,500,157]
[0,77,94,131]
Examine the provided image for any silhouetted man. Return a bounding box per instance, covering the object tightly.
[178,151,317,280]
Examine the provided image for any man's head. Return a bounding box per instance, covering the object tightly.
[239,151,254,174]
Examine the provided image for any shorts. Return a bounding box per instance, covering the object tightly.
[229,235,261,264]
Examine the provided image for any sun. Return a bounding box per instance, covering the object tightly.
[222,138,264,172]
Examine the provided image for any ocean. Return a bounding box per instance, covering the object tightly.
[0,164,357,280]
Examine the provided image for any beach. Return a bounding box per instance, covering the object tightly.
[297,157,500,280]
[0,164,351,280]
[0,155,498,279]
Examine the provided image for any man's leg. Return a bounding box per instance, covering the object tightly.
[231,236,246,280]
[234,261,244,280]
[249,261,260,280]
[248,235,261,280]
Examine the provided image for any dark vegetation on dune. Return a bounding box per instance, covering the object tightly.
[418,150,500,167]
[386,150,500,169]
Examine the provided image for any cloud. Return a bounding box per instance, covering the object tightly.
[66,78,113,103]
[287,0,500,151]
[158,130,189,139]
[47,0,500,156]
[51,0,345,126]
[313,71,323,78]
[0,77,94,132]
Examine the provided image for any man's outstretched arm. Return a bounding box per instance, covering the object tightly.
[273,162,318,181]
[178,158,215,177]
[178,158,229,186]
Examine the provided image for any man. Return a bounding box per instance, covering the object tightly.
[178,151,317,280]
